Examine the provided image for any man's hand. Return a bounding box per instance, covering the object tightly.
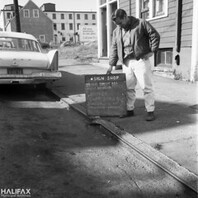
[106,66,113,74]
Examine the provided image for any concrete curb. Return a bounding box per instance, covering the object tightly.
[51,88,198,193]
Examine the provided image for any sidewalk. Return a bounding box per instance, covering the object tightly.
[52,61,198,190]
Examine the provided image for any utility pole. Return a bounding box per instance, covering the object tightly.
[73,12,76,43]
[13,0,21,32]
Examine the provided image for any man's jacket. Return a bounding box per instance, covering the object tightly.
[109,16,160,66]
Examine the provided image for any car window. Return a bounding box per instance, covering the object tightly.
[0,37,41,52]
[0,39,15,50]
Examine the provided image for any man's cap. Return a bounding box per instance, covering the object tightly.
[111,9,127,21]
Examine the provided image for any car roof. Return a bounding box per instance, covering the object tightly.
[0,31,37,41]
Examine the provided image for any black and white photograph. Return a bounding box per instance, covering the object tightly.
[0,0,197,197]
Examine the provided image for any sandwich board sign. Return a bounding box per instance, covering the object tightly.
[85,74,127,116]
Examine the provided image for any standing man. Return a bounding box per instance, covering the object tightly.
[107,9,160,121]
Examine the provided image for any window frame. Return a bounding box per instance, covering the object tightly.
[69,23,73,30]
[84,14,88,20]
[69,14,73,20]
[155,48,173,67]
[39,35,46,43]
[23,9,30,18]
[92,14,96,20]
[53,23,57,31]
[52,13,56,19]
[6,12,12,19]
[33,9,39,18]
[137,0,168,21]
[77,23,80,30]
[77,14,80,20]
[61,13,64,19]
[61,23,65,30]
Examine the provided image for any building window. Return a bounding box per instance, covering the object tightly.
[92,14,96,20]
[61,14,64,19]
[77,23,80,30]
[140,0,149,19]
[85,23,88,25]
[69,23,73,30]
[39,35,45,43]
[61,23,65,30]
[62,37,66,41]
[77,14,80,19]
[52,13,56,19]
[153,0,165,17]
[6,12,11,19]
[23,9,30,18]
[54,23,57,30]
[139,0,167,20]
[92,23,96,25]
[69,14,72,19]
[84,14,88,20]
[33,9,39,18]
[156,48,173,66]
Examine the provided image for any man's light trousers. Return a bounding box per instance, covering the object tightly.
[122,58,155,112]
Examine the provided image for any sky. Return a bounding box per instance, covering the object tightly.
[0,0,97,11]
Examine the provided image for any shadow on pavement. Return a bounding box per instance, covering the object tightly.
[52,70,198,176]
[53,70,197,134]
[0,69,197,197]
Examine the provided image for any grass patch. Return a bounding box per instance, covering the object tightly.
[58,42,98,64]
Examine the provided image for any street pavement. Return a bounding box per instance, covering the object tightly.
[51,59,198,191]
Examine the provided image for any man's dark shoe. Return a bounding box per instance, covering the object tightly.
[146,112,155,121]
[120,110,134,118]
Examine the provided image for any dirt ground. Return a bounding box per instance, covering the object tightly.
[0,86,197,198]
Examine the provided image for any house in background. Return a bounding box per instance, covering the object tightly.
[41,3,97,44]
[0,3,23,31]
[6,0,54,43]
[0,1,97,45]
[97,0,198,81]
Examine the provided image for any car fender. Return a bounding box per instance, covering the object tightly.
[47,49,59,71]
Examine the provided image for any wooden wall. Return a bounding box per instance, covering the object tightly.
[118,0,193,49]
[181,0,193,47]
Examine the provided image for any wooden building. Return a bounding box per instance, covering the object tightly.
[0,1,97,45]
[6,0,54,43]
[97,0,198,81]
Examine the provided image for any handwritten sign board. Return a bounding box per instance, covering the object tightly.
[85,74,127,116]
[79,25,97,42]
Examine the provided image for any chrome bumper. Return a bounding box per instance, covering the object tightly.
[0,71,62,84]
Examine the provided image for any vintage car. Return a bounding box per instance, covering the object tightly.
[0,31,61,85]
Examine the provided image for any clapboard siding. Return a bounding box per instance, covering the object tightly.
[118,0,193,48]
[182,22,192,29]
[151,0,176,48]
[131,1,136,16]
[181,0,193,47]
[120,0,129,13]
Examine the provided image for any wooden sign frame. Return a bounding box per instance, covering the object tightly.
[85,74,127,116]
